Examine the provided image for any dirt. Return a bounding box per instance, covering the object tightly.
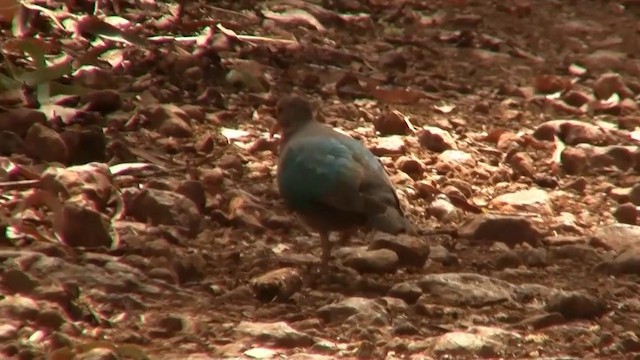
[3,0,640,359]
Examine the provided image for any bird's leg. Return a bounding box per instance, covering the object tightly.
[320,231,332,273]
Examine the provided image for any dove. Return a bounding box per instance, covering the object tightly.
[273,95,415,271]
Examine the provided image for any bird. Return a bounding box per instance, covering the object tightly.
[272,95,415,272]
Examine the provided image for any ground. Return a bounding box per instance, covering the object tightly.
[2,0,640,359]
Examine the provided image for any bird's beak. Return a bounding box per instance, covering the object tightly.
[269,122,281,139]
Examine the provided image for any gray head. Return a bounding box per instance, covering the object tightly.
[274,96,315,138]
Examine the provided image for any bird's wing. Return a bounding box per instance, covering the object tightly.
[278,136,368,213]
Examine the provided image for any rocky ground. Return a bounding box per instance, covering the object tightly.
[3,0,640,359]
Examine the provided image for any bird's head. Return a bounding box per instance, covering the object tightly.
[270,95,314,139]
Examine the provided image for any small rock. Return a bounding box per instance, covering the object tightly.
[417,273,515,307]
[395,156,424,180]
[518,312,565,330]
[368,233,430,268]
[60,126,107,165]
[458,214,542,246]
[561,147,589,174]
[418,126,457,152]
[123,188,203,237]
[317,297,389,325]
[2,269,38,294]
[388,281,422,304]
[369,136,405,156]
[76,347,119,360]
[591,223,640,251]
[0,108,46,137]
[143,104,193,138]
[431,331,503,357]
[24,123,68,163]
[614,203,638,225]
[545,291,606,319]
[533,120,608,146]
[508,152,535,178]
[341,248,399,274]
[490,188,553,215]
[0,295,39,320]
[82,90,122,113]
[596,248,640,275]
[392,318,419,335]
[250,267,302,302]
[59,203,113,248]
[234,321,313,348]
[428,195,460,223]
[36,308,66,329]
[592,72,629,100]
[175,180,207,213]
[581,50,626,72]
[373,111,410,135]
[562,90,595,107]
[0,324,17,341]
[172,253,206,284]
[437,150,476,168]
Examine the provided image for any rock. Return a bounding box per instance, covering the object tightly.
[0,295,39,320]
[368,233,430,268]
[508,152,535,178]
[562,90,595,107]
[392,318,419,335]
[592,72,630,99]
[417,273,515,307]
[175,180,207,213]
[172,253,206,284]
[0,108,46,137]
[458,214,542,246]
[340,247,399,274]
[550,244,601,262]
[490,188,553,215]
[373,111,410,135]
[249,267,302,302]
[427,194,460,223]
[431,330,504,357]
[0,324,17,341]
[429,244,458,266]
[591,224,640,251]
[368,136,405,156]
[388,281,423,304]
[596,248,640,275]
[234,321,313,347]
[560,147,588,174]
[59,203,113,248]
[82,90,122,113]
[24,123,68,163]
[317,297,389,326]
[36,308,66,329]
[614,203,638,225]
[0,130,27,155]
[60,126,107,165]
[123,188,203,236]
[545,291,607,319]
[518,312,566,330]
[418,126,457,152]
[533,120,608,146]
[437,150,476,168]
[76,347,119,360]
[143,104,194,138]
[395,156,424,180]
[533,74,570,94]
[2,269,38,294]
[581,50,627,72]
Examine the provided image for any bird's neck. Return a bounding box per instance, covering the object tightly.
[282,120,313,141]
